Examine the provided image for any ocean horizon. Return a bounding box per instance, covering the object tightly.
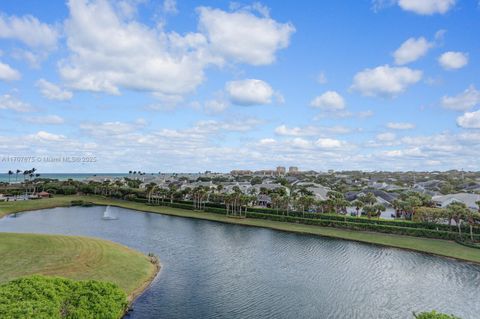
[0,173,129,183]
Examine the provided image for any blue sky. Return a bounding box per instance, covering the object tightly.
[0,0,479,173]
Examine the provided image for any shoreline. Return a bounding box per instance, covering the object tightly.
[125,256,161,314]
[0,231,160,315]
[1,195,480,265]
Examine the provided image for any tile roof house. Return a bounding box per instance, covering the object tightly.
[432,193,480,211]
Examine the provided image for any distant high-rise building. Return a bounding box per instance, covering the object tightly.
[289,166,299,174]
[276,166,286,175]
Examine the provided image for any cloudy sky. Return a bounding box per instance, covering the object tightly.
[0,0,479,173]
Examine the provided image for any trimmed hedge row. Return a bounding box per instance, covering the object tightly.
[246,212,480,241]
[150,198,480,234]
[139,198,479,241]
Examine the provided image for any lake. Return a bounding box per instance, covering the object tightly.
[0,206,478,319]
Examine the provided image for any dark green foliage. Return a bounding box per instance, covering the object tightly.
[0,275,127,319]
[70,200,84,206]
[246,212,480,241]
[146,198,480,236]
[59,186,77,195]
[414,311,461,319]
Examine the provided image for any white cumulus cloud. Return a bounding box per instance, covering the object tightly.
[197,6,295,65]
[36,79,73,101]
[438,51,468,70]
[397,0,456,15]
[0,13,59,49]
[0,61,20,81]
[351,65,422,97]
[225,79,274,106]
[30,131,65,142]
[310,91,345,111]
[441,85,480,111]
[393,37,432,65]
[457,110,480,129]
[59,0,293,103]
[315,138,345,149]
[60,0,218,97]
[0,94,32,112]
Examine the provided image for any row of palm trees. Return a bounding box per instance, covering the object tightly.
[142,182,387,220]
[6,168,39,183]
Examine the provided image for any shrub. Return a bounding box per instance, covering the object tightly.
[0,275,127,319]
[414,311,461,319]
[70,200,84,206]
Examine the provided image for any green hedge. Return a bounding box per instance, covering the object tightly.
[414,311,461,319]
[0,275,127,319]
[162,198,480,234]
[127,197,479,241]
[245,212,480,241]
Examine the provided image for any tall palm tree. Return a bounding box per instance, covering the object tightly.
[373,204,386,219]
[352,200,363,217]
[446,202,468,237]
[15,169,22,182]
[465,210,480,242]
[7,170,13,183]
[23,169,31,182]
[145,182,157,204]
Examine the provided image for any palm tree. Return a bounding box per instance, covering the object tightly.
[15,169,22,182]
[373,204,386,219]
[7,170,13,183]
[465,210,480,242]
[23,169,30,182]
[145,182,157,204]
[352,200,363,217]
[446,202,468,237]
[363,204,376,220]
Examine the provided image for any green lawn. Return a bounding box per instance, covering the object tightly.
[0,195,81,218]
[0,232,157,300]
[1,195,480,264]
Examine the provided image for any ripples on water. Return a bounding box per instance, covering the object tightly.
[0,206,478,319]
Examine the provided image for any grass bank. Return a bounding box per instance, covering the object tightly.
[1,195,480,264]
[0,232,158,301]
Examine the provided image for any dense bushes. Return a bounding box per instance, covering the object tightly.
[0,275,127,319]
[414,311,461,319]
[70,200,93,207]
[246,212,480,241]
[70,200,84,206]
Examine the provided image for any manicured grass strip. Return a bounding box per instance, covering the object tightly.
[0,196,81,218]
[1,195,480,263]
[0,232,156,298]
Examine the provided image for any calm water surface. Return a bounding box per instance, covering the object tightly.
[0,206,479,319]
